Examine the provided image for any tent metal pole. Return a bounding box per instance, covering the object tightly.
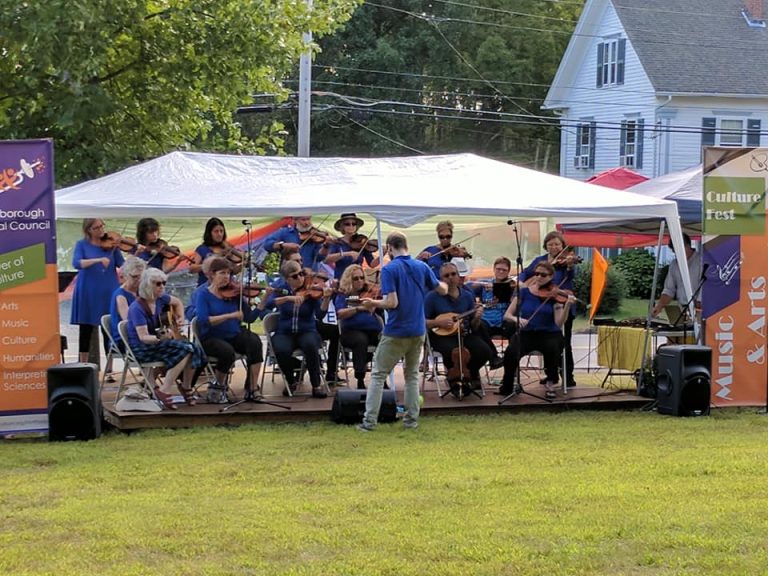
[639,221,666,392]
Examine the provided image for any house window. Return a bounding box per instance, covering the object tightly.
[620,119,644,169]
[702,117,762,148]
[719,119,745,146]
[574,122,596,169]
[596,38,626,87]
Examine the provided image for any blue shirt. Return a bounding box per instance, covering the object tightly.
[194,244,215,286]
[517,287,560,333]
[329,239,376,279]
[70,239,124,326]
[126,294,172,348]
[424,286,476,322]
[335,294,383,332]
[263,287,326,335]
[418,244,451,277]
[264,226,326,271]
[520,254,576,317]
[194,288,262,341]
[467,281,510,328]
[109,286,136,345]
[381,255,439,338]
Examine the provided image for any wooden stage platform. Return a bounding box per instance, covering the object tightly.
[101,366,650,431]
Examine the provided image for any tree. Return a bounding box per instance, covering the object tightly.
[0,0,360,185]
[269,0,584,165]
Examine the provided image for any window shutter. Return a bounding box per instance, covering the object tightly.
[589,122,597,169]
[617,39,626,85]
[747,119,761,147]
[636,119,644,169]
[702,117,716,147]
[620,121,627,161]
[596,43,604,87]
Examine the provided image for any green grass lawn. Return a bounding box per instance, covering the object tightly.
[574,298,649,332]
[3,410,768,575]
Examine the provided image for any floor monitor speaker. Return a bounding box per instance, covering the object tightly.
[655,345,711,417]
[47,363,102,440]
[331,389,397,424]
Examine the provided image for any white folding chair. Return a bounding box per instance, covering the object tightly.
[117,320,165,405]
[190,317,246,397]
[100,314,143,401]
[421,338,446,396]
[260,312,329,397]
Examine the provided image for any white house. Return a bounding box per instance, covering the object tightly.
[543,0,768,179]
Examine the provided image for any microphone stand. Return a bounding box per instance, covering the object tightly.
[498,221,550,405]
[222,220,290,412]
[672,264,707,344]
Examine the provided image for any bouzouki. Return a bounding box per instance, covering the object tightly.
[431,309,477,337]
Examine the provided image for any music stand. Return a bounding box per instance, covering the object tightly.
[222,220,290,412]
[498,221,550,405]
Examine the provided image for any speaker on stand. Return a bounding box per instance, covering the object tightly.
[331,389,397,424]
[47,363,102,441]
[655,345,711,417]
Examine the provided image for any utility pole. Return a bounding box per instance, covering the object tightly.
[297,0,313,157]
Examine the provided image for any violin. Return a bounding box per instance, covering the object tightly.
[159,302,185,341]
[348,233,379,252]
[446,244,473,259]
[552,249,583,268]
[210,243,244,265]
[147,239,193,263]
[535,284,578,304]
[446,345,472,395]
[219,281,273,300]
[99,231,139,252]
[298,227,338,245]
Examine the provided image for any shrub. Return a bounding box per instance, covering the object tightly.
[573,263,627,317]
[611,249,659,300]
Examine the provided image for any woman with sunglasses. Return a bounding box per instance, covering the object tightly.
[335,264,384,389]
[194,257,267,396]
[325,213,379,280]
[125,268,207,409]
[70,218,126,364]
[108,256,146,354]
[498,261,576,399]
[424,262,493,393]
[416,220,456,277]
[262,260,334,398]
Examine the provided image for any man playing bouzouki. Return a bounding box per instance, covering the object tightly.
[424,262,494,391]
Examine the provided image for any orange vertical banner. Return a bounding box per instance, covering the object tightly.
[589,248,609,322]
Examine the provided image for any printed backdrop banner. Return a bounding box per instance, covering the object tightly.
[702,147,768,406]
[0,139,58,434]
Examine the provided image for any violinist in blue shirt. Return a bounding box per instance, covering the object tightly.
[264,216,330,272]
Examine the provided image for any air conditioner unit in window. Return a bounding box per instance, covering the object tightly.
[621,156,635,168]
[577,155,590,168]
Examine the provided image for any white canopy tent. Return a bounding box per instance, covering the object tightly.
[55,151,693,301]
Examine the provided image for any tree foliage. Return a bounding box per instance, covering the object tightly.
[267,0,584,166]
[573,263,627,318]
[0,0,359,185]
[611,249,662,300]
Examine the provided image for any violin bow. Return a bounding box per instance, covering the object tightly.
[431,232,481,258]
[299,214,332,249]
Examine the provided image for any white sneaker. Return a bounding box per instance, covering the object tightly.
[357,421,375,432]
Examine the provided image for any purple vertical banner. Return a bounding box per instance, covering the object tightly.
[0,139,58,435]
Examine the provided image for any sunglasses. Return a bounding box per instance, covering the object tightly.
[352,276,365,281]
[154,280,167,286]
[438,235,453,240]
[442,272,458,278]
[289,272,306,280]
[342,221,357,226]
[533,272,551,277]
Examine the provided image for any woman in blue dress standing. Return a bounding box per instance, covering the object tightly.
[70,218,125,364]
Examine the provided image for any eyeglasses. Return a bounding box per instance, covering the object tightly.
[154,280,167,286]
[442,272,458,278]
[90,224,105,231]
[352,276,365,281]
[342,221,357,227]
[533,272,551,277]
[289,272,306,280]
[438,235,453,240]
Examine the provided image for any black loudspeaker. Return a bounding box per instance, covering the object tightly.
[47,363,102,441]
[655,345,711,417]
[331,389,397,424]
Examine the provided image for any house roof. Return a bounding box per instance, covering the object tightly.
[614,0,768,95]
